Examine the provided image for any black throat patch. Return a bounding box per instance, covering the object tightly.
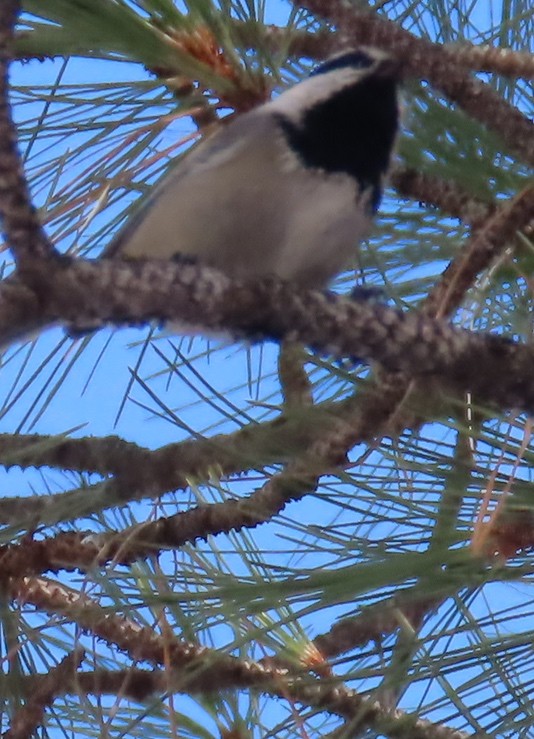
[278,75,398,212]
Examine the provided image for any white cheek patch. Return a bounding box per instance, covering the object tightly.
[266,67,372,124]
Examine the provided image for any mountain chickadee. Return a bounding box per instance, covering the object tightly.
[107,48,399,288]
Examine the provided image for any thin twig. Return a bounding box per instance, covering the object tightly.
[422,185,534,319]
[390,167,496,229]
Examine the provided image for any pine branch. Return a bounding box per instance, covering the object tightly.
[0,0,53,265]
[10,576,475,739]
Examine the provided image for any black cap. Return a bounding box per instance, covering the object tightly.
[310,50,375,77]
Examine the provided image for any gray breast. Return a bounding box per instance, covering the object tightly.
[106,112,366,287]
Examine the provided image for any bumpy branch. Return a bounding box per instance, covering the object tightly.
[5,648,85,739]
[11,256,534,412]
[11,576,472,739]
[0,0,54,264]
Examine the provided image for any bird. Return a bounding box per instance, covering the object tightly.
[106,48,399,289]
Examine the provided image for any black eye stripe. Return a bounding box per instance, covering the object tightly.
[310,51,374,77]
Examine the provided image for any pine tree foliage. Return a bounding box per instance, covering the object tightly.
[0,0,533,736]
